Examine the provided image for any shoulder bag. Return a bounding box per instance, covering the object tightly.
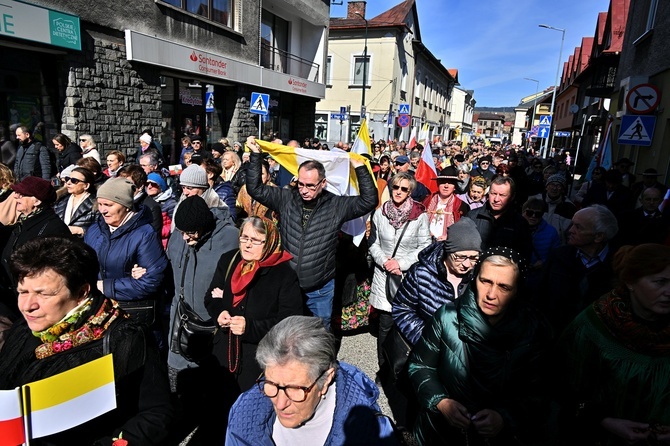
[171,251,238,362]
[385,221,410,303]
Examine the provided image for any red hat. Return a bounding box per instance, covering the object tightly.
[11,176,56,205]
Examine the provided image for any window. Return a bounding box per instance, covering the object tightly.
[430,81,434,105]
[634,0,659,43]
[424,77,429,103]
[326,56,333,86]
[261,10,289,73]
[401,61,408,92]
[160,0,236,28]
[352,55,370,86]
[415,71,421,98]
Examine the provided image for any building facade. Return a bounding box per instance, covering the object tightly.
[0,0,329,164]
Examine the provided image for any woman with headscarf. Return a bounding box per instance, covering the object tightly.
[408,247,553,445]
[205,216,303,392]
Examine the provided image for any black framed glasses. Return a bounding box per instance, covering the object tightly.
[451,253,480,263]
[63,177,83,185]
[256,369,328,402]
[391,185,409,193]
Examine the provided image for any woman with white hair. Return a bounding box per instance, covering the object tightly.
[78,134,101,164]
[226,316,397,445]
[455,163,471,195]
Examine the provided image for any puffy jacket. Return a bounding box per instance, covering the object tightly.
[225,361,398,446]
[84,205,168,301]
[368,200,431,312]
[53,193,99,234]
[466,204,533,261]
[246,152,378,290]
[153,189,177,250]
[166,206,239,370]
[212,177,237,221]
[14,140,51,180]
[392,242,471,346]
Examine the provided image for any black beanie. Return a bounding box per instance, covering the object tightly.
[174,196,215,233]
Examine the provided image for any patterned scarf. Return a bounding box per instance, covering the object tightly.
[382,197,413,229]
[230,218,293,307]
[426,193,456,239]
[594,291,670,356]
[33,297,124,359]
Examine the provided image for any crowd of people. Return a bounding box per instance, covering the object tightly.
[0,125,667,446]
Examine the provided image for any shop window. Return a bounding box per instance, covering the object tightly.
[159,0,236,29]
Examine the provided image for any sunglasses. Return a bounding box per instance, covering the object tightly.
[394,162,407,166]
[192,141,201,145]
[64,177,84,185]
[146,181,160,188]
[391,185,410,193]
[79,138,87,142]
[524,209,543,218]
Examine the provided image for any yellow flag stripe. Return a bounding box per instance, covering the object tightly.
[23,354,114,411]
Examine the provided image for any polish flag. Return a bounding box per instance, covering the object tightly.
[0,388,25,446]
[407,127,418,149]
[415,141,438,195]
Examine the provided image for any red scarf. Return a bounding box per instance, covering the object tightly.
[230,219,292,307]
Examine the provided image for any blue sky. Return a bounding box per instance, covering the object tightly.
[330,0,611,107]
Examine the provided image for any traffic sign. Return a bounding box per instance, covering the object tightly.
[538,126,550,139]
[387,111,395,125]
[205,92,214,112]
[538,115,552,126]
[330,113,346,120]
[397,114,410,128]
[340,106,347,115]
[555,131,571,137]
[398,103,410,115]
[626,83,661,115]
[618,115,656,146]
[250,92,269,116]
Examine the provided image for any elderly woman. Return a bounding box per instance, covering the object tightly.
[455,163,471,195]
[205,216,303,391]
[425,166,471,241]
[457,175,488,211]
[0,236,172,444]
[84,178,168,324]
[52,133,82,175]
[408,247,553,445]
[103,150,125,178]
[236,159,277,223]
[78,134,101,164]
[368,171,430,367]
[556,244,670,445]
[53,167,99,236]
[226,315,397,445]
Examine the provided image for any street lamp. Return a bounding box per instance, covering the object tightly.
[539,24,565,158]
[524,77,539,149]
[355,11,369,119]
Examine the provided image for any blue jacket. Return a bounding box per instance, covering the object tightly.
[225,362,398,446]
[393,242,471,346]
[84,205,168,301]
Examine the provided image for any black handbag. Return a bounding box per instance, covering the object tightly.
[118,299,157,326]
[385,221,410,303]
[170,251,237,362]
[381,324,412,383]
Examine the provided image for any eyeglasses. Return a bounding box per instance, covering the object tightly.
[394,162,407,166]
[79,138,87,142]
[257,369,328,402]
[64,177,84,185]
[180,230,198,239]
[239,235,266,246]
[297,179,324,191]
[451,253,480,263]
[391,185,410,193]
[192,141,201,145]
[524,209,544,218]
[146,181,159,188]
[480,162,489,165]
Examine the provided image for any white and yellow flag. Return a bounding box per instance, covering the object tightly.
[256,123,376,246]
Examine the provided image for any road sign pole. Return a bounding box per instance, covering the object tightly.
[258,114,261,139]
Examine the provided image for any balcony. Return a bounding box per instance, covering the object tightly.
[261,42,320,82]
[585,64,618,98]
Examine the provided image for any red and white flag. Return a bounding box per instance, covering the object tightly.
[0,388,25,446]
[415,141,438,195]
[407,126,418,149]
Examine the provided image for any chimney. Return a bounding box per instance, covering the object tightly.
[347,1,367,20]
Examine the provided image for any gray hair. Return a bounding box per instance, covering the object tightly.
[390,171,417,193]
[581,204,619,241]
[80,134,96,148]
[456,163,471,174]
[139,152,159,168]
[481,254,519,276]
[239,216,266,237]
[256,316,338,387]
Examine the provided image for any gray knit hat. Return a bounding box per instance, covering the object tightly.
[179,165,208,188]
[443,217,482,254]
[546,174,566,189]
[97,178,136,209]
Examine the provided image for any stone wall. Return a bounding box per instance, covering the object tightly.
[227,85,262,143]
[59,32,162,160]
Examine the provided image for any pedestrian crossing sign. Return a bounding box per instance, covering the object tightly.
[250,92,269,116]
[538,115,552,126]
[617,115,656,147]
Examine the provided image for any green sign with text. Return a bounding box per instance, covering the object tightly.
[0,1,80,51]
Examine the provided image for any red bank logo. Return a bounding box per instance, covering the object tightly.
[288,77,307,93]
[190,51,198,62]
[288,79,293,85]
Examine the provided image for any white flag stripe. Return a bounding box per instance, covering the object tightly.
[0,389,21,420]
[30,382,116,439]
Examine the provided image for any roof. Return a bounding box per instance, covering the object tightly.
[330,0,417,34]
[448,69,459,84]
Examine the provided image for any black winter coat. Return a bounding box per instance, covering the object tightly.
[466,204,533,261]
[204,249,303,391]
[0,296,173,445]
[56,143,82,173]
[246,152,378,290]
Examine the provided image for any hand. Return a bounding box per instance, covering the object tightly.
[435,235,447,242]
[471,409,504,438]
[68,226,84,236]
[97,280,104,293]
[217,310,232,328]
[383,258,401,274]
[229,316,246,336]
[653,425,670,442]
[131,264,147,280]
[246,136,261,153]
[600,417,651,443]
[436,398,471,430]
[350,155,365,169]
[211,287,224,298]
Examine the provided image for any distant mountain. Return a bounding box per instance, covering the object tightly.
[475,106,516,113]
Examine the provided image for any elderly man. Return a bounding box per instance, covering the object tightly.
[617,187,670,246]
[539,204,619,334]
[245,136,377,329]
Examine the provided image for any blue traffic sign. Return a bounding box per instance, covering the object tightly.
[331,113,347,120]
[538,115,552,126]
[250,92,269,116]
[618,115,656,147]
[397,114,410,128]
[340,106,347,115]
[555,131,571,137]
[538,126,551,139]
[398,103,410,115]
